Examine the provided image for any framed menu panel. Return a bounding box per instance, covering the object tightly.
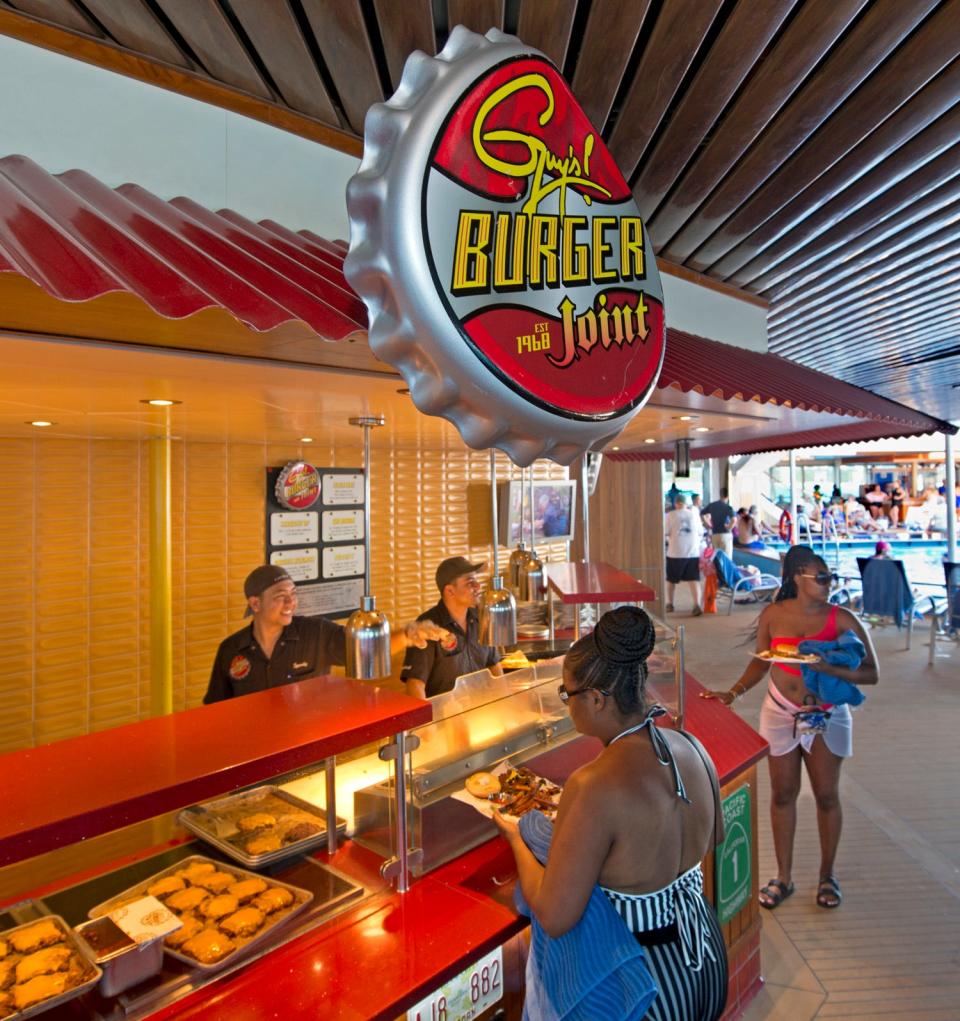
[266,466,365,620]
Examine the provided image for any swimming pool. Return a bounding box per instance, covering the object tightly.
[762,538,951,588]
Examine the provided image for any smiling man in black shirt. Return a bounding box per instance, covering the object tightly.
[401,557,502,699]
[204,565,446,703]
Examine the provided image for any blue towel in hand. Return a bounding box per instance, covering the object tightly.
[798,630,867,706]
[514,811,657,1021]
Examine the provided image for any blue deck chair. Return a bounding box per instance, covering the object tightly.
[714,549,780,614]
[857,557,944,650]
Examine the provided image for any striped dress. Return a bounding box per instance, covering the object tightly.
[600,707,728,1021]
[602,861,727,1020]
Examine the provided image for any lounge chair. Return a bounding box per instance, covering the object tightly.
[713,549,780,615]
[856,557,946,651]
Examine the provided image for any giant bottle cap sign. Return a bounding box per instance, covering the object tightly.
[346,27,665,465]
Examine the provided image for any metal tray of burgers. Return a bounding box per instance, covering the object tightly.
[87,856,313,973]
[177,785,344,868]
[0,914,102,1019]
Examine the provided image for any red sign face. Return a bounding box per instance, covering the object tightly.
[423,56,665,421]
[275,462,321,510]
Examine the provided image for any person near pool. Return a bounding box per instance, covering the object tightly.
[701,546,879,910]
[493,607,728,1021]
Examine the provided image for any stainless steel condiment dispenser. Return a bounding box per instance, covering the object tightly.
[346,595,392,679]
[479,575,517,647]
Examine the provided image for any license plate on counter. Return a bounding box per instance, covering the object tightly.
[407,945,503,1021]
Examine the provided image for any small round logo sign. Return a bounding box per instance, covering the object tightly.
[229,655,252,680]
[275,461,320,510]
[346,28,665,465]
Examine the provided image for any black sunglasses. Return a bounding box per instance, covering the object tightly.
[558,683,611,703]
[799,571,838,585]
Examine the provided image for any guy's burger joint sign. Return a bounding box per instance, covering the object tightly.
[346,27,665,465]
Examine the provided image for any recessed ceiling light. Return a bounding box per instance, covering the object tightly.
[644,438,656,444]
[695,426,711,433]
[27,420,55,427]
[299,436,314,443]
[396,387,411,396]
[140,398,182,407]
[611,445,620,451]
[676,414,697,422]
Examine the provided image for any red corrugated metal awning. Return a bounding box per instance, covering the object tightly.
[0,154,365,340]
[659,329,947,431]
[0,155,951,451]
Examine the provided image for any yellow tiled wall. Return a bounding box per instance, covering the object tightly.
[0,436,566,752]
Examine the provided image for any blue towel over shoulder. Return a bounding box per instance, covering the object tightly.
[514,810,657,1021]
[798,630,867,706]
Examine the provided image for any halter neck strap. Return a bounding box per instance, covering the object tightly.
[608,704,690,804]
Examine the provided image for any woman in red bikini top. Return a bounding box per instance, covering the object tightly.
[703,546,879,913]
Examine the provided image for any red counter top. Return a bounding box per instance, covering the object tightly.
[545,560,656,602]
[0,676,431,866]
[671,674,769,786]
[149,840,525,1021]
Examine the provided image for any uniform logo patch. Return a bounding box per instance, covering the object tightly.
[229,655,252,680]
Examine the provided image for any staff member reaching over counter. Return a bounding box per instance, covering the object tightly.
[401,557,502,699]
[205,565,447,703]
[702,545,879,911]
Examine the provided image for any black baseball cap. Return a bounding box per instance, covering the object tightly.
[243,565,294,616]
[436,556,485,592]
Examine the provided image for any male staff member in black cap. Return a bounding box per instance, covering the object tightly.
[204,564,447,703]
[401,556,502,700]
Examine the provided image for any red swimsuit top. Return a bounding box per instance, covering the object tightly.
[770,604,840,677]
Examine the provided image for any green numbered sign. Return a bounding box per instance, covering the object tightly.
[716,785,752,924]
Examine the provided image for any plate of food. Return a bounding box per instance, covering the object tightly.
[454,764,562,820]
[753,648,820,665]
[0,915,101,1020]
[87,856,312,973]
[178,786,341,868]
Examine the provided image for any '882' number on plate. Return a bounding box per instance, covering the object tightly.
[407,945,503,1021]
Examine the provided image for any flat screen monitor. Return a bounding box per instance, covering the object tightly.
[498,480,577,546]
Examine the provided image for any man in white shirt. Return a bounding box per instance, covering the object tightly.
[664,494,704,615]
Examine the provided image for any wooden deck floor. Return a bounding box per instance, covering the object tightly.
[676,596,960,1020]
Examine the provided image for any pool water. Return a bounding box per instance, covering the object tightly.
[765,538,950,588]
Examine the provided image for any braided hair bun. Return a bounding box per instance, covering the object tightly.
[593,606,656,666]
[565,606,657,716]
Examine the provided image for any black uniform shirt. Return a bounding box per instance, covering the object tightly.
[400,601,498,698]
[204,615,346,703]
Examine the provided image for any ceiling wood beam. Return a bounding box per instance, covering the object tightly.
[701,0,960,277]
[0,8,362,156]
[666,0,940,266]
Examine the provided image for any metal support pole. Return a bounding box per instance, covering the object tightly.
[362,422,372,593]
[946,431,957,564]
[675,624,686,729]
[580,456,591,562]
[490,449,500,577]
[325,757,338,855]
[378,732,422,893]
[148,434,173,717]
[788,449,797,543]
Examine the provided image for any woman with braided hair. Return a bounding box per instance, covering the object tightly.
[702,545,879,911]
[494,606,728,1021]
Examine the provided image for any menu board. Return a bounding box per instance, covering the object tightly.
[266,466,365,620]
[269,547,319,581]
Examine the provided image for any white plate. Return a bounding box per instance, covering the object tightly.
[752,652,820,665]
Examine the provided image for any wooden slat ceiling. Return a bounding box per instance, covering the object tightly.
[1,0,959,423]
